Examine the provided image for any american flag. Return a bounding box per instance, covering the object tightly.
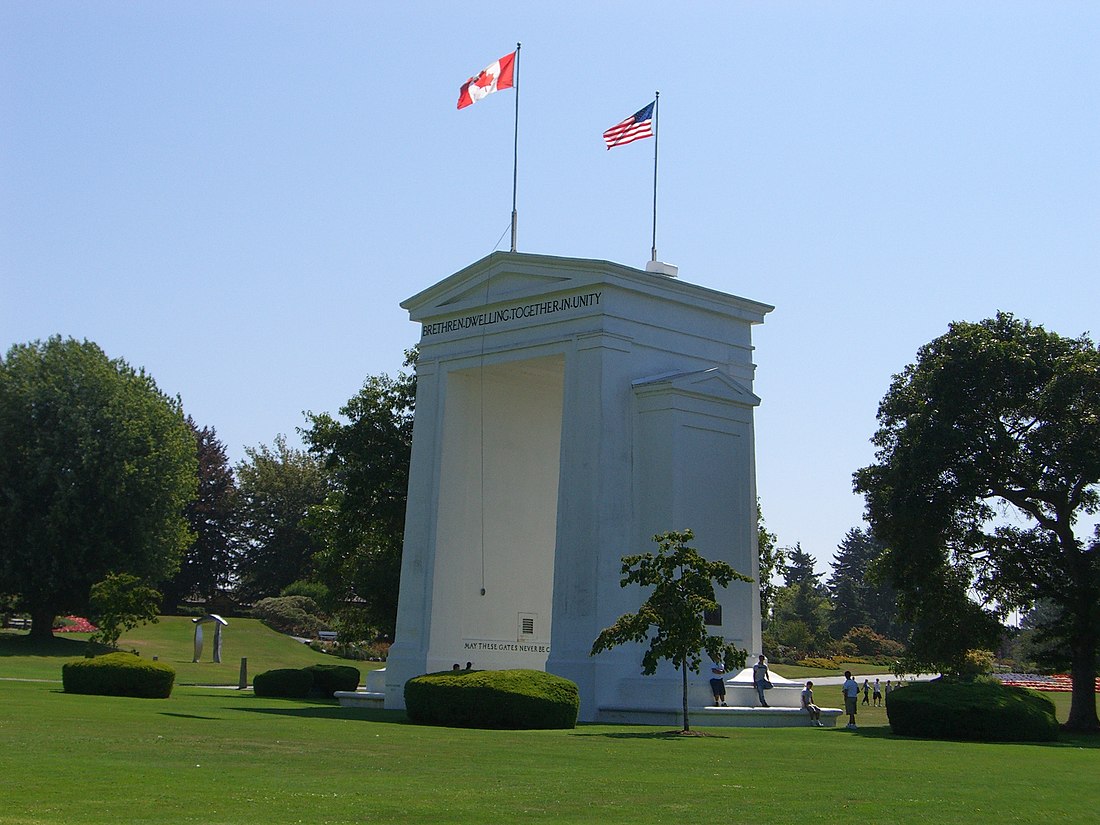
[602,101,655,149]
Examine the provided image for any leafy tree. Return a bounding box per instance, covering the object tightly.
[854,312,1100,732]
[161,418,238,611]
[233,435,330,602]
[827,527,903,639]
[0,337,196,638]
[767,543,833,658]
[756,501,783,629]
[1009,598,1099,674]
[590,529,751,732]
[302,351,416,638]
[88,572,162,649]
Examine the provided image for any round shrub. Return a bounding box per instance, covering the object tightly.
[307,664,361,696]
[405,669,579,730]
[62,652,175,699]
[251,596,326,637]
[253,667,314,698]
[887,680,1059,742]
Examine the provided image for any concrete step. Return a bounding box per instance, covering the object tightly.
[596,705,845,727]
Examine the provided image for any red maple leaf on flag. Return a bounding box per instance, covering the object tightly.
[457,51,516,109]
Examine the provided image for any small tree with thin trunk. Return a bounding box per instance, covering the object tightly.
[590,529,751,733]
[88,572,162,650]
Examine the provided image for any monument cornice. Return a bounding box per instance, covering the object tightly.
[402,251,774,327]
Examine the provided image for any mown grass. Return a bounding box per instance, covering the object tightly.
[0,617,379,685]
[0,679,1095,825]
[772,661,916,679]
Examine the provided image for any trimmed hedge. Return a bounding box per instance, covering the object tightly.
[251,664,361,699]
[405,669,579,730]
[62,652,175,699]
[253,667,314,698]
[307,664,360,696]
[887,680,1059,742]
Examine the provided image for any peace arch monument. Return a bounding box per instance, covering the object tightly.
[383,251,773,723]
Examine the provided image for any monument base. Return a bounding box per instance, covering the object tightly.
[335,690,385,709]
[596,705,844,727]
[334,666,387,708]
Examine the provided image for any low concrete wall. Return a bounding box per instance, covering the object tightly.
[596,705,843,727]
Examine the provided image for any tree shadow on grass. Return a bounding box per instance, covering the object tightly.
[0,634,90,658]
[851,725,1100,749]
[232,705,411,725]
[569,728,731,740]
[160,712,220,720]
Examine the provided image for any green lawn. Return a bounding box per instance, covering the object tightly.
[0,677,1095,824]
[1,628,1096,823]
[0,617,380,685]
[772,661,918,680]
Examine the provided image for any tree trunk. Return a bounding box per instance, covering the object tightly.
[681,661,690,732]
[28,608,55,640]
[1064,634,1100,733]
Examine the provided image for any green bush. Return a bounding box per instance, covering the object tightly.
[306,664,360,696]
[838,626,905,658]
[886,680,1059,742]
[280,580,332,606]
[957,648,996,678]
[62,652,175,699]
[405,669,579,730]
[251,596,327,637]
[796,656,839,669]
[253,667,314,698]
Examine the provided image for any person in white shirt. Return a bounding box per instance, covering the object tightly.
[801,680,822,726]
[842,671,860,728]
[709,661,728,706]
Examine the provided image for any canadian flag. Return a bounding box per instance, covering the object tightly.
[457,51,516,109]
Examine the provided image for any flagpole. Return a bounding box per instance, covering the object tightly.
[650,90,659,263]
[510,42,521,253]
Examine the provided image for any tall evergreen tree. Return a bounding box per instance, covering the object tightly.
[769,543,832,656]
[827,527,902,639]
[161,419,238,610]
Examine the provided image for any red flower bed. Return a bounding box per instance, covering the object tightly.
[997,673,1100,693]
[53,616,98,633]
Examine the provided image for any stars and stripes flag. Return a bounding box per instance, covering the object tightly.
[602,101,655,149]
[457,51,517,109]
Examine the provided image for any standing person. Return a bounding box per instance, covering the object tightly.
[842,670,860,729]
[801,680,823,726]
[709,660,728,707]
[862,678,870,705]
[873,678,882,707]
[752,654,771,708]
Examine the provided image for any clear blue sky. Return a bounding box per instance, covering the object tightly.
[3,2,1098,575]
